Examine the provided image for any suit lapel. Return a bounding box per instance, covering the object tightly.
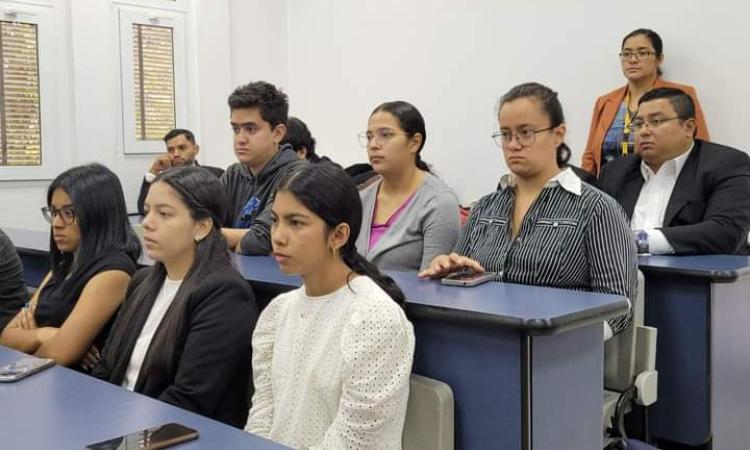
[619,160,644,218]
[664,143,700,226]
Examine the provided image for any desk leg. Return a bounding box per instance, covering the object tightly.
[530,324,603,450]
[411,318,523,450]
[645,275,711,446]
[711,278,750,450]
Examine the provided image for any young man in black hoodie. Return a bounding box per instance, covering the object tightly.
[221,81,306,255]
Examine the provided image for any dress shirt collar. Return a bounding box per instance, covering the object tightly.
[640,141,694,181]
[499,167,582,196]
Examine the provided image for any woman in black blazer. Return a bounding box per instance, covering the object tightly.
[93,167,258,428]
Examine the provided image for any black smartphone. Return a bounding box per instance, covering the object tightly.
[0,357,55,382]
[85,423,199,450]
[441,271,496,287]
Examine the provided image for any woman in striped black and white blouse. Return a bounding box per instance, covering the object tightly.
[419,82,637,337]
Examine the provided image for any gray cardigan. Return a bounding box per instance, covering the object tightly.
[356,173,461,271]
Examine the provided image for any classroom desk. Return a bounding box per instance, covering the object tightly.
[0,346,289,450]
[6,227,630,450]
[639,255,750,450]
[235,255,628,450]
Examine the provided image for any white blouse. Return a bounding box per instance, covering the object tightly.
[121,277,182,391]
[245,275,415,450]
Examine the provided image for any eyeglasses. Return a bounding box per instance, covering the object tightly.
[619,50,656,61]
[41,206,76,224]
[358,129,404,148]
[491,126,554,148]
[631,117,682,132]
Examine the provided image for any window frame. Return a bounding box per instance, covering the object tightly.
[117,6,188,154]
[0,1,63,180]
[112,0,189,12]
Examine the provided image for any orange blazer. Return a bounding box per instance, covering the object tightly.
[581,78,710,176]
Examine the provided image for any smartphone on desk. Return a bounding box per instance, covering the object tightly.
[441,271,496,287]
[86,423,198,450]
[0,357,55,382]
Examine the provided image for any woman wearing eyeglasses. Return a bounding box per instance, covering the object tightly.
[581,28,709,176]
[0,164,140,369]
[420,83,637,339]
[355,101,460,271]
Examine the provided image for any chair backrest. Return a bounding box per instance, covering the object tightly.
[402,374,455,450]
[604,270,645,391]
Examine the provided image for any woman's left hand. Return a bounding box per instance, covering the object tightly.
[18,305,38,330]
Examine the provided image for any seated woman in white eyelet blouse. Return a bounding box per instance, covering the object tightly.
[245,163,415,450]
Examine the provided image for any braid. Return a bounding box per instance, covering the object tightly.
[341,246,405,305]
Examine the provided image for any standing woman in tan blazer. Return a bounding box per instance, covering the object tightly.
[582,28,710,176]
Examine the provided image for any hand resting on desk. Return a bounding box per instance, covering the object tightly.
[418,252,485,279]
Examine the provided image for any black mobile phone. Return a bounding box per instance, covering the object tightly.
[0,357,55,382]
[441,271,496,287]
[85,423,199,450]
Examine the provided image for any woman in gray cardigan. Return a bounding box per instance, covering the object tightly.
[355,101,460,271]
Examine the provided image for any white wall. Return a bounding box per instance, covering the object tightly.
[285,0,750,203]
[2,0,749,231]
[229,0,288,90]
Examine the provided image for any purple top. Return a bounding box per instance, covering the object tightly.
[369,192,416,250]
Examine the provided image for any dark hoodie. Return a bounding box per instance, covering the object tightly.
[221,144,306,255]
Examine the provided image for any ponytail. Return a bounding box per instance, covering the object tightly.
[415,153,431,173]
[341,246,405,305]
[556,143,572,167]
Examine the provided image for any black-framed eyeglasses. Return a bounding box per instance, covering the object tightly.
[619,51,656,61]
[41,206,76,224]
[631,117,682,132]
[491,126,555,148]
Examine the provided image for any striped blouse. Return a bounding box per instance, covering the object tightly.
[454,168,637,335]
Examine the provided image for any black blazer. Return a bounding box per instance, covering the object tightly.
[599,139,750,255]
[95,267,258,428]
[137,163,225,215]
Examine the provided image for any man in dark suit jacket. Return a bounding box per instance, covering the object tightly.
[600,87,750,255]
[137,129,224,214]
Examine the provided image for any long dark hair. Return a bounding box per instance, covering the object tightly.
[106,167,232,378]
[46,163,141,282]
[497,82,571,167]
[371,100,431,173]
[277,163,405,305]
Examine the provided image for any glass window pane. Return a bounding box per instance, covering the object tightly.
[132,24,175,141]
[0,21,41,167]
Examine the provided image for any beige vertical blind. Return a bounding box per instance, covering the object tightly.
[0,20,41,167]
[132,23,176,141]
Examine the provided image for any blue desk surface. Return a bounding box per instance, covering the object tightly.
[6,227,629,335]
[235,255,628,336]
[0,346,289,449]
[639,254,750,281]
